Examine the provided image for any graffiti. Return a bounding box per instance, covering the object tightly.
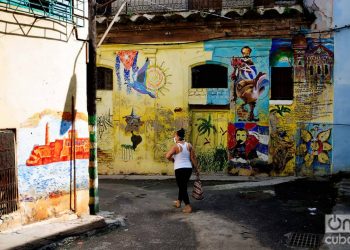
[269,108,295,175]
[131,132,142,150]
[121,144,134,161]
[18,112,89,199]
[270,105,291,117]
[197,115,217,136]
[294,39,334,121]
[270,130,295,174]
[116,51,156,98]
[97,109,113,138]
[227,123,269,176]
[26,123,89,166]
[123,108,144,132]
[146,61,171,96]
[231,46,269,122]
[296,123,332,175]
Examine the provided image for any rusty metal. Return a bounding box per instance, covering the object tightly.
[0,130,18,217]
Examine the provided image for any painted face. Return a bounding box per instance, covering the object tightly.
[241,47,251,58]
[236,130,247,144]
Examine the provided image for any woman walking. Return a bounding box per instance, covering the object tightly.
[166,128,199,213]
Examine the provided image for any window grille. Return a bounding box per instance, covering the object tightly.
[0,130,18,217]
[0,0,86,26]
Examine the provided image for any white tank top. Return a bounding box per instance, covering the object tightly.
[173,142,192,170]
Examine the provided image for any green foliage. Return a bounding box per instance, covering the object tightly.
[197,146,228,172]
[197,115,217,136]
[270,105,291,117]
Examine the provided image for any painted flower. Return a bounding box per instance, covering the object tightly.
[298,129,332,167]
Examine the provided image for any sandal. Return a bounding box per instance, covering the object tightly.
[173,200,181,208]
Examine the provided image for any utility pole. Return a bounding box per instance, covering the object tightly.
[87,0,99,215]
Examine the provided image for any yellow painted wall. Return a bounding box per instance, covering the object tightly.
[97,43,213,174]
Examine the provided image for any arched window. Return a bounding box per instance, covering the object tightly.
[97,67,113,90]
[191,64,228,88]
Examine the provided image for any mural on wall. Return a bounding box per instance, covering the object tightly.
[97,109,113,139]
[294,38,334,122]
[145,61,171,96]
[18,110,89,200]
[231,46,270,122]
[116,51,171,99]
[227,122,269,176]
[122,108,143,150]
[296,123,332,175]
[269,105,296,175]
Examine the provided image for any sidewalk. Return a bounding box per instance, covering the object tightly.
[0,211,125,250]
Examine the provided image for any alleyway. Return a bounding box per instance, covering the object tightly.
[60,178,337,250]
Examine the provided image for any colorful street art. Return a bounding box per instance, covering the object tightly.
[122,108,143,150]
[269,106,296,175]
[231,46,270,122]
[18,110,89,199]
[146,62,171,96]
[293,38,334,122]
[116,51,161,98]
[227,122,269,175]
[26,123,89,166]
[296,123,332,175]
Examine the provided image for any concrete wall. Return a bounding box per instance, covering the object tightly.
[333,0,350,172]
[0,7,89,229]
[97,35,336,177]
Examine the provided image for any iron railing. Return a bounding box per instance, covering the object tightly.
[111,0,300,15]
[0,0,86,26]
[0,130,18,217]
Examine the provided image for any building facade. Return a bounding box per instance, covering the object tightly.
[95,0,346,177]
[0,0,89,230]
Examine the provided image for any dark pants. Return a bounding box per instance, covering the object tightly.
[175,168,192,205]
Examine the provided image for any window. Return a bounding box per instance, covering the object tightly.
[97,67,113,90]
[0,0,75,23]
[0,130,18,216]
[192,64,228,88]
[271,67,293,100]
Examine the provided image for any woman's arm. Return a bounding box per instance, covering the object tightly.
[165,145,177,162]
[188,144,200,173]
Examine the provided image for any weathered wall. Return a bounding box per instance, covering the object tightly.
[0,9,89,229]
[333,0,350,172]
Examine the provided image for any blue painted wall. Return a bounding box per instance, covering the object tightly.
[333,0,350,172]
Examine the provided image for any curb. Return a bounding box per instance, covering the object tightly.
[1,213,125,250]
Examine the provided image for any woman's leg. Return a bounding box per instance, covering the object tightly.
[175,169,183,202]
[179,168,192,205]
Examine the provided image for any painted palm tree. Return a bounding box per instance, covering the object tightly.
[197,115,217,136]
[270,105,291,117]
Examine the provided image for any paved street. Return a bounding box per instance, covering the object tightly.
[59,177,336,250]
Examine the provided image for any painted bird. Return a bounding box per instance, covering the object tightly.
[235,72,269,121]
[128,58,156,98]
